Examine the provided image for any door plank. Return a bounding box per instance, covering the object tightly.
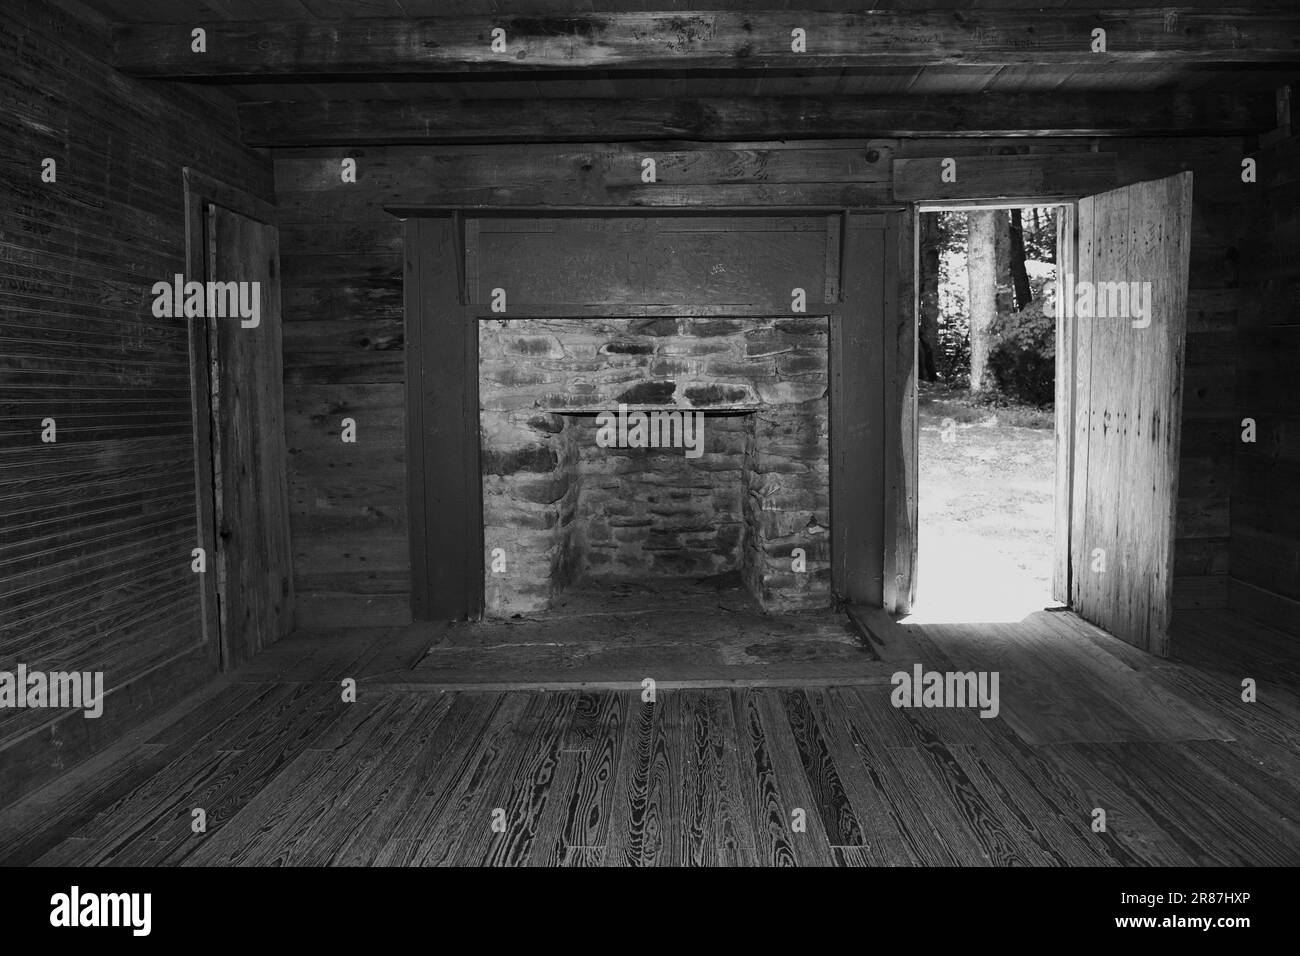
[1069,173,1191,655]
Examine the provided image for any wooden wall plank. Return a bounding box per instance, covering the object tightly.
[893,154,1118,202]
[833,214,887,606]
[1232,131,1300,631]
[240,93,1271,147]
[115,10,1300,77]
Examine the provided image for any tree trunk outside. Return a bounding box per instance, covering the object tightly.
[994,209,1014,319]
[918,213,941,381]
[967,210,998,394]
[1009,208,1033,311]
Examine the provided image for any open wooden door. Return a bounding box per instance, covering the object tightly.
[1068,172,1192,657]
[206,202,294,668]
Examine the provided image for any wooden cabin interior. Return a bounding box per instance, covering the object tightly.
[1,0,1298,867]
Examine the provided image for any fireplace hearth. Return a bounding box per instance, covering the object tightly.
[479,316,831,617]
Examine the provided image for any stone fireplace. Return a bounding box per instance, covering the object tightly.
[479,316,831,617]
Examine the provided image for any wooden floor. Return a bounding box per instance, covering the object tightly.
[1,607,1297,866]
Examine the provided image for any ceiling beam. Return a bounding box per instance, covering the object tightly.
[238,93,1274,147]
[113,9,1300,77]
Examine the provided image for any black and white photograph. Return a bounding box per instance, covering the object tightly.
[1,0,1297,934]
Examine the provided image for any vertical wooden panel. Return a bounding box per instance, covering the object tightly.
[407,215,479,620]
[882,208,916,615]
[1071,195,1096,615]
[834,213,887,606]
[209,204,294,666]
[1053,202,1077,604]
[1069,173,1192,656]
[404,219,429,620]
[183,178,221,658]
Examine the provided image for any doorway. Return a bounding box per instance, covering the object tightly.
[906,172,1193,658]
[913,203,1064,623]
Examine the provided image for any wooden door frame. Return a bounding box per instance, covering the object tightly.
[182,167,279,670]
[398,206,903,621]
[908,198,1079,614]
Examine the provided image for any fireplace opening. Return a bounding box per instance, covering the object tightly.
[479,316,831,618]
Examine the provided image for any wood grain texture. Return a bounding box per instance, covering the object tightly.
[893,154,1118,202]
[5,606,1298,867]
[115,11,1300,77]
[1069,173,1191,657]
[208,204,294,667]
[468,215,834,309]
[240,93,1271,147]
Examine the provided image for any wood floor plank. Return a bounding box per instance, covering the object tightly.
[802,688,921,864]
[143,681,277,748]
[265,695,456,866]
[167,697,421,866]
[0,743,171,865]
[476,693,580,867]
[557,691,626,854]
[10,607,1298,869]
[780,689,867,848]
[1181,739,1300,830]
[370,692,516,865]
[333,693,501,866]
[1033,743,1216,866]
[604,694,683,867]
[891,706,1071,865]
[831,846,875,867]
[733,689,837,866]
[929,715,1134,866]
[562,847,605,866]
[65,684,346,863]
[1097,742,1300,865]
[399,692,546,866]
[522,750,585,867]
[50,683,335,853]
[829,689,980,865]
[676,690,758,866]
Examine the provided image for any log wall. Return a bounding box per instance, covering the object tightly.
[0,0,274,808]
[1230,133,1300,636]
